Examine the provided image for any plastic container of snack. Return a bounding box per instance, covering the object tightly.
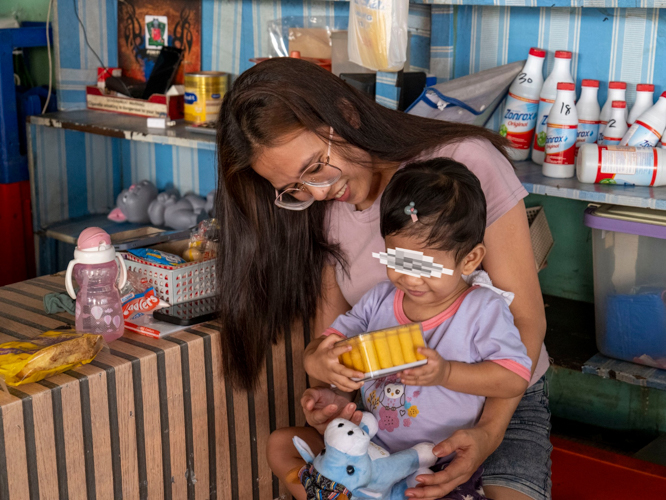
[337,323,428,381]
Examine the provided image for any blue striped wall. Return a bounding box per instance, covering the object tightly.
[29,125,216,230]
[40,1,666,233]
[452,6,666,131]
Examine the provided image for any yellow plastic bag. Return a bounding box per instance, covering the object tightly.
[0,331,104,386]
[348,0,409,72]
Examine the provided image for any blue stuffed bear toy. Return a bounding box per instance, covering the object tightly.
[292,412,437,499]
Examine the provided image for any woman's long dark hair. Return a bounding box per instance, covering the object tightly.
[216,57,510,390]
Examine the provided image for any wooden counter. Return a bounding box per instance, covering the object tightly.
[0,274,306,499]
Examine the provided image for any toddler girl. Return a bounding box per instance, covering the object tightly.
[267,158,532,500]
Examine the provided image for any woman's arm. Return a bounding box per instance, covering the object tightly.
[304,264,361,390]
[483,200,547,371]
[300,265,364,432]
[406,201,546,499]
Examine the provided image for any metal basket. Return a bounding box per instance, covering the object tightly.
[526,206,554,272]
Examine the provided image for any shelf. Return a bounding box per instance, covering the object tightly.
[43,214,152,245]
[543,294,666,391]
[583,354,666,391]
[28,110,216,151]
[411,0,665,7]
[30,112,666,210]
[516,161,666,211]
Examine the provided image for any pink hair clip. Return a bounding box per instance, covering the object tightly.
[404,202,418,223]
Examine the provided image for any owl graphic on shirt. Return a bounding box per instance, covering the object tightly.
[379,381,406,411]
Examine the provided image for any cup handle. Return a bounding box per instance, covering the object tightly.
[65,260,79,299]
[116,255,127,290]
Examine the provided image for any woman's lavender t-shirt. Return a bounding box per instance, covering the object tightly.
[326,281,532,454]
[326,138,550,386]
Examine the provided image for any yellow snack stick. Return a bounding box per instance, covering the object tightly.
[358,335,381,373]
[410,325,427,361]
[398,327,417,363]
[373,332,393,370]
[386,329,405,366]
[340,350,354,369]
[350,344,367,373]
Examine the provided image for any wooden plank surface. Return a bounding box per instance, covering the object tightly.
[0,274,308,499]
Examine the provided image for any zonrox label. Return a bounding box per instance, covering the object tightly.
[544,123,578,165]
[500,93,539,150]
[533,98,555,153]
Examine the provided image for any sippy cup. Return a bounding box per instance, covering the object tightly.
[65,227,127,342]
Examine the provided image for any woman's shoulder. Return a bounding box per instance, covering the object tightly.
[419,137,527,226]
[422,137,508,166]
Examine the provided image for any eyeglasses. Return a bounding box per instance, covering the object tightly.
[274,128,342,210]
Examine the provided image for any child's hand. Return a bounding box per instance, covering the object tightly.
[304,335,365,392]
[399,348,451,387]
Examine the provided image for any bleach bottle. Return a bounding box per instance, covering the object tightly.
[628,84,654,126]
[500,47,546,161]
[576,79,601,154]
[577,144,666,186]
[543,82,578,178]
[598,82,627,143]
[532,51,574,165]
[65,227,127,342]
[621,91,666,147]
[602,101,628,146]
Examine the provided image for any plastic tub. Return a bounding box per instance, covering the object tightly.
[337,323,427,381]
[584,204,666,369]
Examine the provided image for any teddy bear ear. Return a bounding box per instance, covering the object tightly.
[292,436,315,463]
[358,412,379,439]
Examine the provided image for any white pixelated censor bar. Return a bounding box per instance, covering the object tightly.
[372,247,454,278]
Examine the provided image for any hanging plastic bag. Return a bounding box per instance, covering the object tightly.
[406,61,524,127]
[348,0,409,72]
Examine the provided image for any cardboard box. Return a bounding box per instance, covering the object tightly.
[85,86,184,120]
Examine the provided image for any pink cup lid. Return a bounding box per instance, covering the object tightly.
[609,81,627,90]
[555,51,572,59]
[529,48,546,58]
[78,227,112,250]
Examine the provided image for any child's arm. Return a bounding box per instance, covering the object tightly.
[399,348,528,398]
[304,283,390,391]
[304,333,365,392]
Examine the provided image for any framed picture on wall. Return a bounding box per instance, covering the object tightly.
[118,0,201,84]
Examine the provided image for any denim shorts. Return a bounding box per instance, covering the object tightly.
[482,375,553,500]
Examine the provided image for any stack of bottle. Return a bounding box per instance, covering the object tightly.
[499,47,666,186]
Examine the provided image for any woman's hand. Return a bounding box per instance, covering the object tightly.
[304,334,365,392]
[300,387,363,434]
[405,425,497,499]
[399,348,450,387]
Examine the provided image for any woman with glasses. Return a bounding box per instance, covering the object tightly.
[216,58,550,500]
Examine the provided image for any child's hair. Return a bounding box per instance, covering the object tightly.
[380,158,487,263]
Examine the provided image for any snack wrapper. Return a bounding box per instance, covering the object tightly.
[128,248,186,266]
[0,331,104,386]
[121,287,168,320]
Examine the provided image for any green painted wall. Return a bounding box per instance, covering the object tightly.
[1,0,54,87]
[526,194,595,303]
[547,366,666,434]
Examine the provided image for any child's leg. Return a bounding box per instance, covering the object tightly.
[266,426,324,500]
